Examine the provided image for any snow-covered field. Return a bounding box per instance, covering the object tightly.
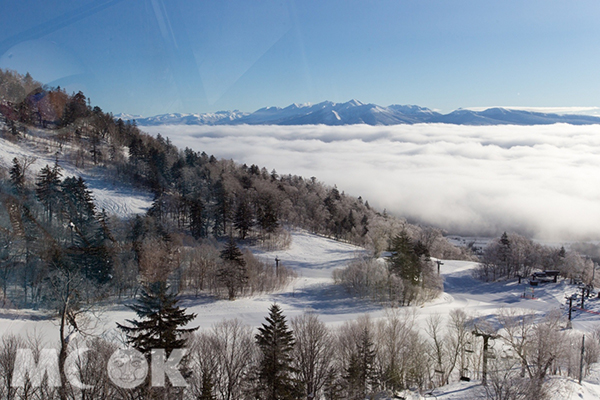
[2,230,600,398]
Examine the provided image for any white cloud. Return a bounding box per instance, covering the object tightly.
[143,123,600,241]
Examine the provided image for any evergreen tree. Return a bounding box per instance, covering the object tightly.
[117,281,198,355]
[35,162,62,225]
[344,327,376,400]
[212,178,233,236]
[388,231,421,284]
[89,209,116,284]
[255,304,299,400]
[61,176,96,227]
[499,231,512,277]
[218,237,248,300]
[360,215,369,237]
[257,198,279,234]
[413,240,430,260]
[80,213,115,285]
[357,326,377,392]
[188,196,205,239]
[9,157,24,191]
[234,197,253,239]
[199,369,216,400]
[558,246,566,258]
[323,368,345,400]
[60,91,89,126]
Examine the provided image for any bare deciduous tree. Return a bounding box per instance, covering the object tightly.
[195,319,257,400]
[498,309,566,400]
[0,334,24,400]
[291,312,334,399]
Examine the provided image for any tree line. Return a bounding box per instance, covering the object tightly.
[0,302,597,400]
[0,68,467,257]
[476,232,597,286]
[0,158,298,308]
[0,68,472,311]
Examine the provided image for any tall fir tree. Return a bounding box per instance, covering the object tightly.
[234,198,253,239]
[35,162,63,225]
[323,368,345,400]
[344,327,376,400]
[257,197,279,234]
[61,176,96,227]
[212,178,232,236]
[83,208,115,284]
[255,303,299,400]
[499,231,511,275]
[218,237,248,300]
[188,196,205,239]
[388,230,421,284]
[199,369,216,400]
[9,158,24,192]
[117,281,198,355]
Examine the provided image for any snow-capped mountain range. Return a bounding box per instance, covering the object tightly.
[116,100,600,126]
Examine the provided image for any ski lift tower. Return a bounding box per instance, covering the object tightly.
[472,328,499,386]
[436,260,444,275]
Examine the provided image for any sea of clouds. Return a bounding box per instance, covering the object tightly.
[142,123,600,241]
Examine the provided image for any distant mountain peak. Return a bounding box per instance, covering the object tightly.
[127,101,600,127]
[114,112,143,120]
[346,99,364,107]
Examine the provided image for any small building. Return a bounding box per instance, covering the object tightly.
[531,270,560,284]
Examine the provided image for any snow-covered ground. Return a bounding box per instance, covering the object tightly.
[1,223,600,397]
[0,133,153,216]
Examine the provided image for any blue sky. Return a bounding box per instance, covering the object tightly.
[2,0,600,116]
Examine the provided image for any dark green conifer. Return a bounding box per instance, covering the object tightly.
[9,158,24,191]
[35,162,62,224]
[117,281,198,355]
[199,369,216,400]
[61,176,96,226]
[388,230,421,284]
[218,237,248,300]
[255,304,299,400]
[234,198,253,239]
[344,326,376,400]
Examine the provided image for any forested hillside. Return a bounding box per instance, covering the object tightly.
[0,69,468,310]
[3,70,600,400]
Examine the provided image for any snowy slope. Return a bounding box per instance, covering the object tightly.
[408,372,600,400]
[1,230,600,399]
[176,231,375,328]
[0,132,153,216]
[0,230,373,339]
[2,229,599,335]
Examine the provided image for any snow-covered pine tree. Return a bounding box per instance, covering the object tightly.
[117,281,198,355]
[35,162,62,225]
[61,176,96,227]
[218,237,248,300]
[388,230,421,285]
[9,158,24,191]
[255,303,299,400]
